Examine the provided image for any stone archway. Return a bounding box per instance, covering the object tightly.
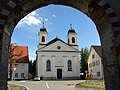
[0,0,120,90]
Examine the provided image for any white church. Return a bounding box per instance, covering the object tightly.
[36,24,80,80]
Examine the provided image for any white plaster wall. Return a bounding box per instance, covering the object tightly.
[88,47,103,80]
[67,33,77,45]
[37,51,80,79]
[40,41,78,51]
[8,63,28,80]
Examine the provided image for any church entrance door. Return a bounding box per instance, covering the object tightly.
[57,69,62,79]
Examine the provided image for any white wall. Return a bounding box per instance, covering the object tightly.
[8,63,28,80]
[37,51,80,79]
[88,47,103,80]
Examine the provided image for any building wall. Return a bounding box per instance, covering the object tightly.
[8,63,28,80]
[88,47,103,80]
[37,51,80,80]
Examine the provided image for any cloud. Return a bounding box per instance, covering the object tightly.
[52,14,56,18]
[17,11,43,27]
[44,18,48,21]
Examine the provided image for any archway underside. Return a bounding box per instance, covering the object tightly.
[0,0,120,90]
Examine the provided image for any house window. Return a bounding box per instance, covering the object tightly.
[72,37,75,43]
[92,62,95,67]
[42,36,45,42]
[97,72,101,77]
[92,54,95,59]
[21,73,24,78]
[46,60,51,71]
[21,64,24,69]
[15,64,18,67]
[89,63,92,68]
[96,60,100,65]
[68,60,72,71]
[15,73,18,78]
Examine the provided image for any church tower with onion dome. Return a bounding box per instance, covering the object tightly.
[67,24,78,49]
[38,22,48,49]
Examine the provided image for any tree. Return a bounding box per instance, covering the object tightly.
[80,47,89,74]
[29,60,33,75]
[28,60,36,79]
[8,43,22,80]
[28,60,33,79]
[31,60,36,78]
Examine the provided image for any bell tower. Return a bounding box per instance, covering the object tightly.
[38,22,48,49]
[67,24,78,49]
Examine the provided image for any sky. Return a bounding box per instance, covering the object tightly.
[11,5,101,61]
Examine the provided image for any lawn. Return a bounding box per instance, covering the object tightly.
[8,84,25,90]
[76,80,105,90]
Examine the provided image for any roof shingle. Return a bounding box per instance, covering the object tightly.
[92,45,102,58]
[9,46,29,63]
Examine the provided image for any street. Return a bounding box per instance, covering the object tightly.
[8,80,86,90]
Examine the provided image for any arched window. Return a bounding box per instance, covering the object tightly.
[72,37,75,43]
[42,36,45,42]
[46,60,51,71]
[68,60,72,71]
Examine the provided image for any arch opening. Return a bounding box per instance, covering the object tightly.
[0,1,120,90]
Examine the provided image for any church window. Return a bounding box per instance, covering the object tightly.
[42,36,45,42]
[46,60,51,71]
[72,37,75,43]
[68,60,72,71]
[57,46,61,50]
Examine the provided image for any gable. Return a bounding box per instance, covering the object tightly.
[38,40,79,52]
[88,46,101,64]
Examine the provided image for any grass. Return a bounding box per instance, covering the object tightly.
[76,80,105,90]
[8,84,25,90]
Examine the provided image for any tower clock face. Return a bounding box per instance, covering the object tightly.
[57,46,61,50]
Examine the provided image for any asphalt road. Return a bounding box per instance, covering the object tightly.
[8,80,86,90]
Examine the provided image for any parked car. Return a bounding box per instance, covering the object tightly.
[34,75,40,81]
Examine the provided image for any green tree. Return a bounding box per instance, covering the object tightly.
[28,60,37,79]
[80,47,89,73]
[31,60,36,78]
[28,60,33,78]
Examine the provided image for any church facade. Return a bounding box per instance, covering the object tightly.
[36,24,80,80]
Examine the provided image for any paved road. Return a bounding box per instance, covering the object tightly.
[8,80,86,90]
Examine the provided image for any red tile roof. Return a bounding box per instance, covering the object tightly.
[92,45,102,58]
[9,45,29,63]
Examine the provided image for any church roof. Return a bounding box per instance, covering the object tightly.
[40,27,48,32]
[40,22,47,32]
[68,29,76,34]
[68,24,77,34]
[47,37,67,46]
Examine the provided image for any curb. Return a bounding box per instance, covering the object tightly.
[8,83,30,90]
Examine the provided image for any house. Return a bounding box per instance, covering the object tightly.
[8,45,29,80]
[36,24,80,80]
[87,45,104,80]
